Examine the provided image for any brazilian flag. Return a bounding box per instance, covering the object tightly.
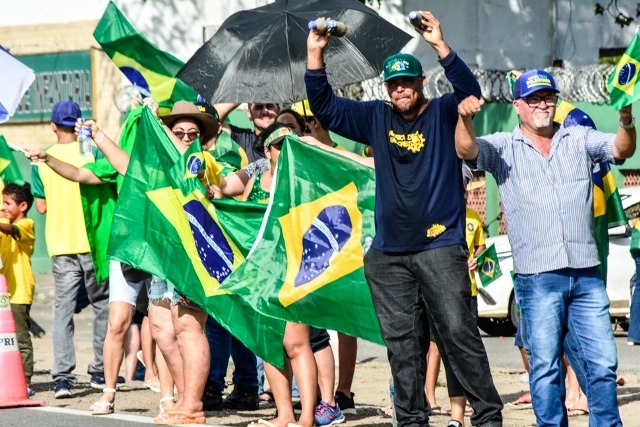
[221,138,383,345]
[476,244,502,287]
[0,136,24,188]
[94,1,199,115]
[608,31,640,109]
[209,132,249,176]
[554,100,626,282]
[108,107,287,368]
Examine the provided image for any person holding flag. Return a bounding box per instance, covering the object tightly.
[455,68,635,425]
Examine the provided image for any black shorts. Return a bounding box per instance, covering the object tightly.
[310,327,331,353]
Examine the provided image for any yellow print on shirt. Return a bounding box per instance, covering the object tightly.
[426,224,446,238]
[388,130,425,153]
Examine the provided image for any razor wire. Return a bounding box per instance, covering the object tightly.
[336,64,616,104]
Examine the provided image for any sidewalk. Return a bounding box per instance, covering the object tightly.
[25,273,640,426]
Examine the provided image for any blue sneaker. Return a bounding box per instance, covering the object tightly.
[53,378,72,399]
[91,373,126,390]
[314,401,345,426]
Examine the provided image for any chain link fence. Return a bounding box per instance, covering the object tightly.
[337,64,616,104]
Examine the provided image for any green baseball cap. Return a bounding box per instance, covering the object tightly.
[383,53,423,82]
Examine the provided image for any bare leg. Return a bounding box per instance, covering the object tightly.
[284,323,317,427]
[140,316,159,385]
[257,361,296,426]
[168,304,208,416]
[123,323,140,381]
[425,341,440,408]
[314,345,336,405]
[95,302,134,406]
[335,333,357,396]
[148,301,183,404]
[565,359,588,414]
[450,396,466,425]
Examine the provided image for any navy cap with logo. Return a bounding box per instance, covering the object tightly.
[195,101,220,122]
[383,53,423,82]
[51,101,82,127]
[512,69,559,99]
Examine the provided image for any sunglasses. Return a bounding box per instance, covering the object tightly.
[172,130,200,141]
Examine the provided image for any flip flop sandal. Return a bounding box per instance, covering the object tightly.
[154,409,205,425]
[90,388,116,415]
[247,419,280,427]
[567,408,589,417]
[377,407,392,418]
[258,390,275,402]
[159,396,175,414]
[144,380,162,393]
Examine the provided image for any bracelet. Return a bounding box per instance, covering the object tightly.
[619,116,635,129]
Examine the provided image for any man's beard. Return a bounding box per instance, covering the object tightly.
[532,113,552,128]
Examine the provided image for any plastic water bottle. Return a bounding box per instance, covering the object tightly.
[389,377,398,427]
[308,18,347,37]
[408,11,426,30]
[78,118,93,157]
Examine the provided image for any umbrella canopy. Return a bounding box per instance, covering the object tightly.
[177,0,412,103]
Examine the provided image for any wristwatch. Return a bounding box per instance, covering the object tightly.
[619,116,635,129]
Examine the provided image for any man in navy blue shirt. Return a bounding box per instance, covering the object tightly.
[305,11,503,427]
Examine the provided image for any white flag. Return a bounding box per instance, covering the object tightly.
[0,46,35,123]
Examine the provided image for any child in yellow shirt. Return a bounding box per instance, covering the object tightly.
[0,182,36,396]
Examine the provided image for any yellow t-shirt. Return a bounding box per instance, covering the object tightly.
[465,208,485,297]
[0,218,35,304]
[31,142,92,256]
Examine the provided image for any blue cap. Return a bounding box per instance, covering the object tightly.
[512,69,559,99]
[51,101,82,126]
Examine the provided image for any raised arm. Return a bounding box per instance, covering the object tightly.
[77,119,131,175]
[455,96,483,160]
[23,148,105,184]
[614,105,636,160]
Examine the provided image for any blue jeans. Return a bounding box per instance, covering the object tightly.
[628,250,640,343]
[205,316,258,390]
[364,246,503,427]
[515,267,621,427]
[51,253,109,381]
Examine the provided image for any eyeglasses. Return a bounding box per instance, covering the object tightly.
[524,95,557,108]
[172,130,200,141]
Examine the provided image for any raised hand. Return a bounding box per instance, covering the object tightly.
[458,95,484,117]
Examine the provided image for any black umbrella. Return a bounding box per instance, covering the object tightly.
[177,0,412,103]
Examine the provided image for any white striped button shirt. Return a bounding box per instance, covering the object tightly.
[476,124,616,274]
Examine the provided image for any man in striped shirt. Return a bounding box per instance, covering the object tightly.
[454,69,635,426]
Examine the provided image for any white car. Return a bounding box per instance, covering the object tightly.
[476,186,640,337]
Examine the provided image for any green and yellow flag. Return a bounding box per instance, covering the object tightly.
[209,132,249,176]
[221,138,383,345]
[108,107,286,367]
[0,136,24,188]
[94,1,199,114]
[476,244,502,287]
[608,30,640,109]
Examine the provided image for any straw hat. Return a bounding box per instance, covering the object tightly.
[160,100,219,143]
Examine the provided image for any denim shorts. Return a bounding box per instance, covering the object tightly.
[148,276,204,311]
[147,276,174,302]
[108,260,145,305]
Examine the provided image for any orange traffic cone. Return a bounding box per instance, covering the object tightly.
[0,274,44,408]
